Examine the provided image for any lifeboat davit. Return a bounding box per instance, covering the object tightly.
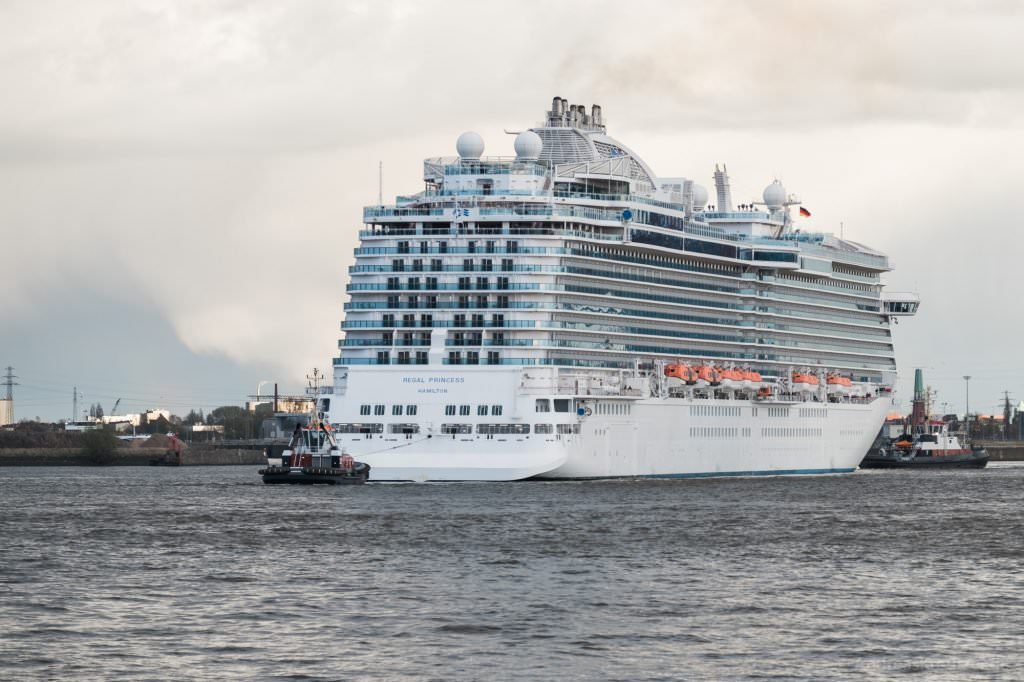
[741,368,762,390]
[826,373,852,395]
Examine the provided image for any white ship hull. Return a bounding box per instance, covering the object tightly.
[327,366,891,481]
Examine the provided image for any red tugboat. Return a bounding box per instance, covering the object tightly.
[259,372,370,484]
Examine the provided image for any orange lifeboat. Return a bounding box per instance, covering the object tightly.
[665,364,687,379]
[757,385,773,399]
[792,372,819,388]
[694,365,721,386]
[664,364,697,385]
[826,373,852,395]
[720,367,744,389]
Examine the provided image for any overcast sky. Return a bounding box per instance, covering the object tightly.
[2,0,1022,421]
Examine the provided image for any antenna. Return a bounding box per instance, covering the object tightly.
[378,161,383,206]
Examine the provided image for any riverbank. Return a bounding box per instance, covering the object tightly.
[0,447,266,466]
[976,441,1024,461]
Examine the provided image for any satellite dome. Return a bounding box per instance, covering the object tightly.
[514,130,543,160]
[763,180,786,208]
[456,131,484,160]
[691,184,709,210]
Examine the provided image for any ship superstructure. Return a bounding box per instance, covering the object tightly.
[324,97,919,480]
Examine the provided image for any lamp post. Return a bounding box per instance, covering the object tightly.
[963,375,971,439]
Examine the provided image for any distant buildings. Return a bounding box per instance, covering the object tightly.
[183,423,225,442]
[246,397,314,414]
[0,399,12,427]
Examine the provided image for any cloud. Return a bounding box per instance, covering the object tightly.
[1,0,1022,419]
[561,0,1024,131]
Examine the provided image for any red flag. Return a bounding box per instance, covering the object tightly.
[799,206,811,217]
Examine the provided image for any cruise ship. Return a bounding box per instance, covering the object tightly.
[323,97,919,480]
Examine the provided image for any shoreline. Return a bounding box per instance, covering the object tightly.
[0,447,266,466]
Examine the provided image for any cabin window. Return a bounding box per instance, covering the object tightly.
[459,405,471,416]
[374,404,385,416]
[554,399,571,413]
[491,405,503,416]
[445,405,456,416]
[392,405,403,416]
[477,405,488,416]
[536,399,550,412]
[441,423,472,434]
[535,424,554,434]
[406,405,417,416]
[360,404,371,416]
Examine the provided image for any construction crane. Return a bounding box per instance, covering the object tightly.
[111,398,121,416]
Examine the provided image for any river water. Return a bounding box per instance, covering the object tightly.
[1,465,1022,681]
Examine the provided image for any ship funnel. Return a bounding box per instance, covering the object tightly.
[591,104,602,126]
[551,96,562,116]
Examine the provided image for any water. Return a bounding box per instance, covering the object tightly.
[1,465,1022,681]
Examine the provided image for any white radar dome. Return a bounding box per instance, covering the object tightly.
[456,131,485,160]
[691,184,709,210]
[514,130,543,160]
[763,180,786,209]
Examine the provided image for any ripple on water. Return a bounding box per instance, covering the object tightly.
[1,465,1023,680]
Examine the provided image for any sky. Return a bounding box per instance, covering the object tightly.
[1,0,1022,421]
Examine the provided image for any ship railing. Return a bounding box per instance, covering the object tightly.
[347,283,542,292]
[796,242,889,269]
[773,273,881,297]
[344,301,543,310]
[354,246,563,256]
[702,211,774,221]
[446,339,537,347]
[342,319,537,329]
[438,159,549,176]
[399,186,702,216]
[350,264,560,274]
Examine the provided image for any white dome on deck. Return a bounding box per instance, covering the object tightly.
[763,180,786,209]
[456,131,485,160]
[514,130,543,160]
[691,184,708,210]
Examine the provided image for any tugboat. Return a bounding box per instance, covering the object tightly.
[860,420,989,469]
[860,369,988,469]
[258,371,370,484]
